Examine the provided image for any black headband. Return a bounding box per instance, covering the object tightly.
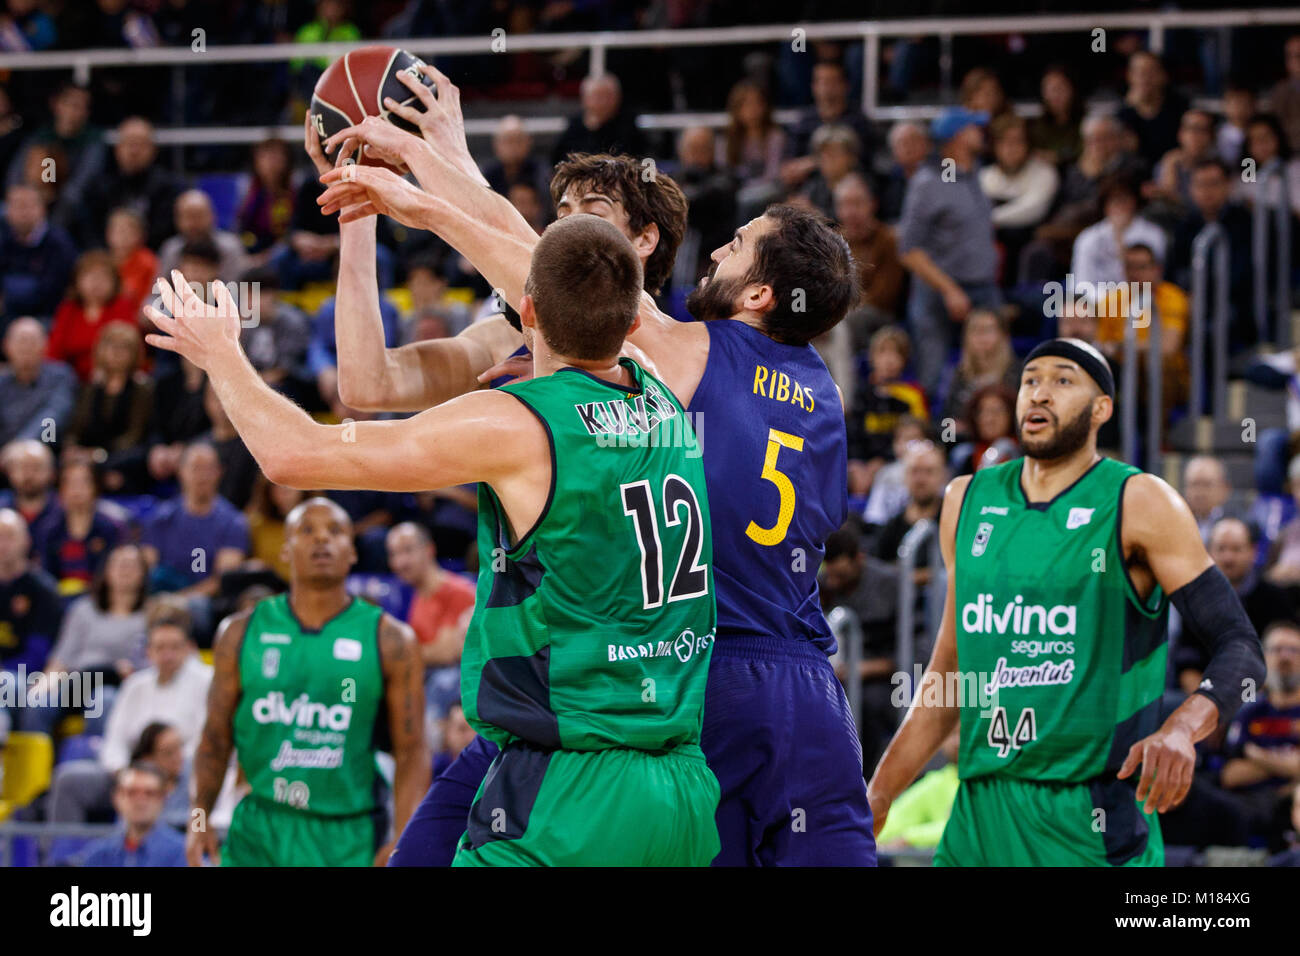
[1023,338,1115,399]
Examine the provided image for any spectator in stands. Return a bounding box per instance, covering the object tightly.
[673,126,737,284]
[1182,457,1235,545]
[1097,243,1190,420]
[80,117,182,250]
[796,124,861,219]
[1168,158,1257,349]
[81,762,187,867]
[1069,175,1165,290]
[0,0,57,52]
[36,459,124,593]
[141,440,249,596]
[1235,114,1300,219]
[1057,293,1104,351]
[1217,84,1256,169]
[47,250,137,382]
[308,295,401,416]
[507,180,546,234]
[0,439,59,551]
[1146,108,1219,222]
[1272,35,1300,154]
[482,116,550,210]
[400,258,469,341]
[835,173,904,353]
[872,441,947,582]
[951,384,1020,475]
[157,189,249,280]
[106,207,158,318]
[863,416,927,528]
[1264,455,1300,587]
[1028,65,1083,166]
[980,114,1060,285]
[0,507,63,673]
[48,598,210,825]
[897,107,1000,396]
[959,67,1010,126]
[937,308,1020,432]
[290,0,361,99]
[820,518,900,773]
[236,137,296,266]
[720,80,785,220]
[386,522,475,670]
[1220,620,1300,852]
[66,323,154,480]
[237,267,312,405]
[0,317,75,447]
[276,169,343,292]
[782,60,874,190]
[0,182,76,325]
[245,476,303,582]
[5,81,103,230]
[127,720,189,829]
[201,381,257,510]
[19,542,146,735]
[550,72,646,165]
[878,121,930,224]
[1117,51,1187,171]
[143,357,209,490]
[434,701,476,777]
[847,326,928,498]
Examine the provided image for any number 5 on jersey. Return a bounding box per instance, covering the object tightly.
[621,476,709,610]
[746,428,804,547]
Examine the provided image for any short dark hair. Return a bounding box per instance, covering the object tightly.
[130,722,175,764]
[179,238,221,267]
[1192,157,1230,179]
[1124,242,1157,261]
[1247,113,1291,161]
[146,595,193,638]
[745,204,857,346]
[1098,173,1140,207]
[824,518,865,563]
[524,214,643,360]
[549,153,687,296]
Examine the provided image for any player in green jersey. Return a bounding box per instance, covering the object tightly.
[186,497,428,866]
[868,338,1265,866]
[147,210,720,866]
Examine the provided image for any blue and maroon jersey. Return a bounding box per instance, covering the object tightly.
[687,320,847,654]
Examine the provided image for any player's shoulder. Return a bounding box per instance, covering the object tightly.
[376,612,417,656]
[1121,470,1190,517]
[212,607,256,660]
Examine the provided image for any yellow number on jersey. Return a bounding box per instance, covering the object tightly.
[745,428,804,546]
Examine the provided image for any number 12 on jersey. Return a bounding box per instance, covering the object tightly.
[621,476,709,610]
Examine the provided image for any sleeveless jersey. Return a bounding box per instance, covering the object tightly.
[686,320,847,653]
[461,358,716,752]
[953,456,1169,782]
[233,594,385,816]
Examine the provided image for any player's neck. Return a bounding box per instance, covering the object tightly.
[288,586,351,631]
[1019,447,1102,503]
[538,348,632,387]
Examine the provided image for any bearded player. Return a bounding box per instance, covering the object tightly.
[186,497,429,867]
[313,65,876,866]
[868,339,1265,865]
[153,213,723,866]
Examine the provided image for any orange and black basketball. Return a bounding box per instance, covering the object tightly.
[309,45,435,171]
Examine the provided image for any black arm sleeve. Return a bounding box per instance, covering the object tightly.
[1167,565,1267,723]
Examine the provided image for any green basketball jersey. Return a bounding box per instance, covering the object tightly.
[952,456,1168,783]
[460,358,716,753]
[233,593,385,816]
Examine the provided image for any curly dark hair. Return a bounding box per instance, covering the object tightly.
[549,153,687,296]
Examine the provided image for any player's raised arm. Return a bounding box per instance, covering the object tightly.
[1116,472,1267,813]
[375,614,430,865]
[866,474,970,835]
[144,270,547,497]
[187,610,248,866]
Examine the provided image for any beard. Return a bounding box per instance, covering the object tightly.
[685,268,748,323]
[1269,671,1300,696]
[1018,402,1094,460]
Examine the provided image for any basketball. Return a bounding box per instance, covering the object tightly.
[309,45,435,170]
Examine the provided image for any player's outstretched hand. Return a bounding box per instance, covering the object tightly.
[322,114,415,170]
[186,823,221,867]
[387,63,489,188]
[318,161,432,227]
[303,109,332,177]
[143,270,243,372]
[1117,725,1196,815]
[476,350,535,385]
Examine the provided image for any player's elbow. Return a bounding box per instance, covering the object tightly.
[261,450,315,490]
[336,372,387,413]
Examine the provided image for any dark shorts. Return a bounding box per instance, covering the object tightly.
[390,637,876,867]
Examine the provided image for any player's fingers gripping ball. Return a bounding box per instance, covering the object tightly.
[310,45,435,173]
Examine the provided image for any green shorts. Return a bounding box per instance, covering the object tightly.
[452,741,721,867]
[934,774,1164,867]
[223,795,380,867]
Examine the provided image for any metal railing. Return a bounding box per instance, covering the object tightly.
[1119,285,1164,470]
[0,821,118,867]
[896,518,941,707]
[1189,221,1231,420]
[5,9,1300,147]
[1251,161,1293,349]
[827,605,864,738]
